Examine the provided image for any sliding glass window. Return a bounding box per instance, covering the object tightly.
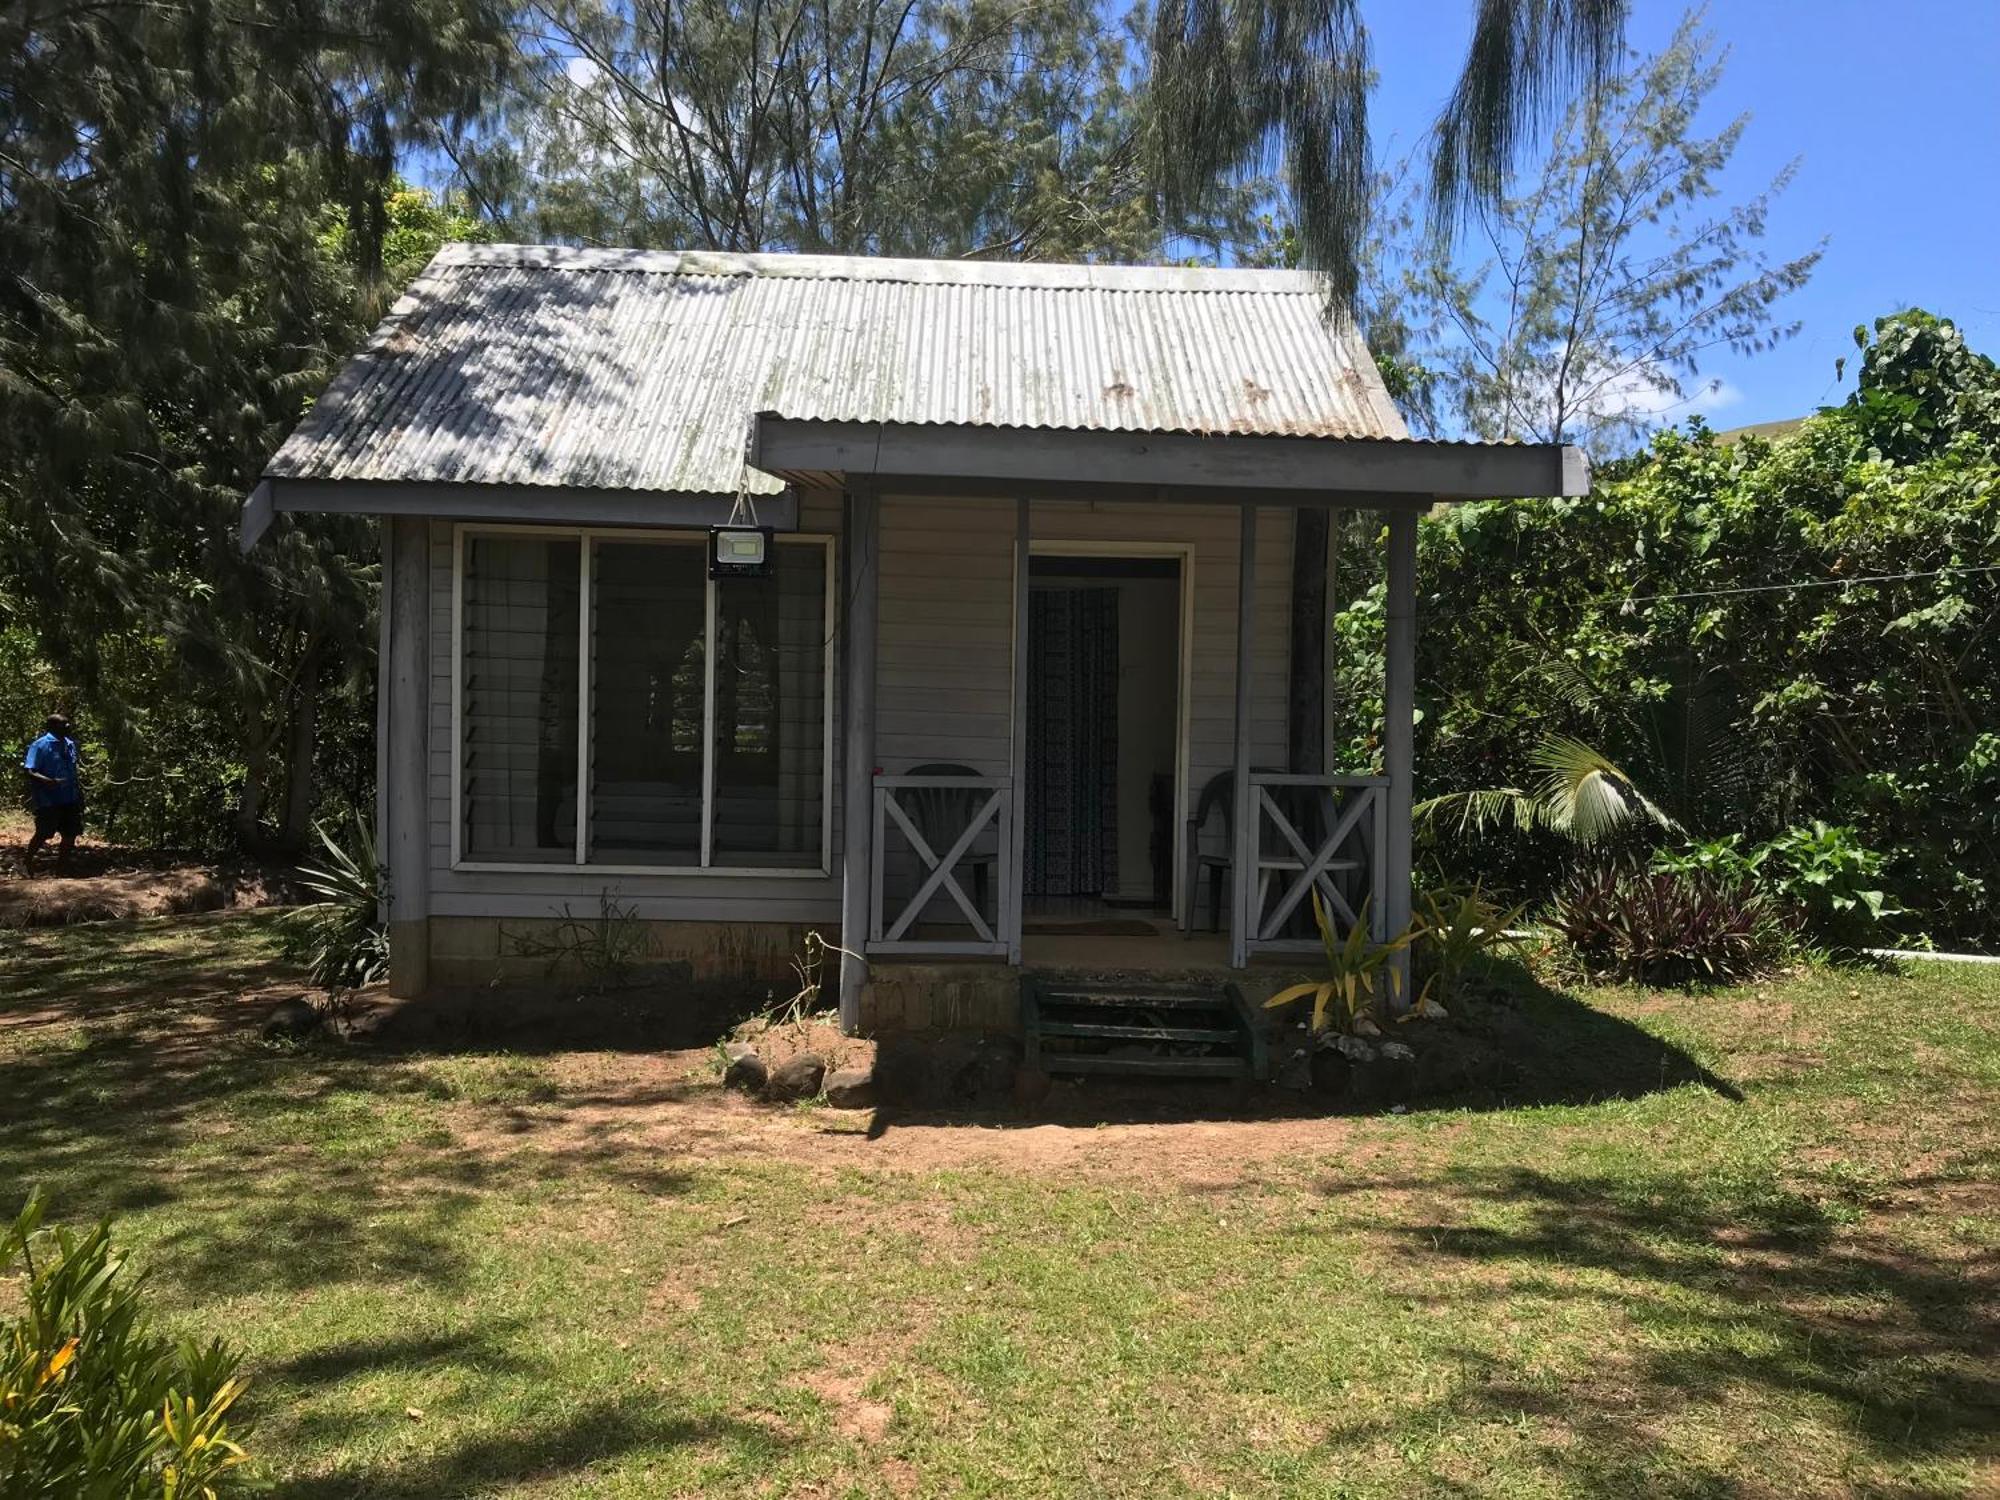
[458,528,831,872]
[588,539,707,865]
[459,535,581,862]
[711,546,829,866]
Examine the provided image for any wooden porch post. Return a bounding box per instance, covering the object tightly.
[1382,508,1419,1002]
[838,487,880,1033]
[1006,497,1030,963]
[385,515,430,997]
[1230,504,1258,969]
[1288,507,1327,775]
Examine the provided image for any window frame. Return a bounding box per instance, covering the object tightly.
[450,522,836,878]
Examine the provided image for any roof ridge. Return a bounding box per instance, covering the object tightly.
[430,241,1331,297]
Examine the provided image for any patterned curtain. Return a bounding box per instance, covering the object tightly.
[1026,588,1120,897]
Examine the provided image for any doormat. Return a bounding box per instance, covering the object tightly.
[1022,920,1161,938]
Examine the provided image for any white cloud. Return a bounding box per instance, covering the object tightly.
[1576,363,1742,428]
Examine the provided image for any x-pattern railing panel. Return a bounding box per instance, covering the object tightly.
[1246,773,1387,950]
[870,775,1013,955]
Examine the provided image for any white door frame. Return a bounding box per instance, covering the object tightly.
[1018,539,1196,924]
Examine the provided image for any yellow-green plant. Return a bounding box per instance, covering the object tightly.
[1263,892,1421,1034]
[1412,882,1530,1014]
[0,1191,253,1499]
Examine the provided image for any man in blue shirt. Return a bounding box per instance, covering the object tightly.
[22,713,82,871]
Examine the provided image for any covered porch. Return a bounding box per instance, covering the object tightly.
[751,417,1587,1031]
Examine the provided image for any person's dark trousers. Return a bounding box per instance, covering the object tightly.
[26,801,82,870]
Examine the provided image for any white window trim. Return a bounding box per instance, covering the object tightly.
[450,521,837,878]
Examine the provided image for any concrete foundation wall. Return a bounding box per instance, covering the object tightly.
[861,963,1021,1036]
[428,915,827,990]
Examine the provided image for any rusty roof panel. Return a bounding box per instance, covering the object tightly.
[267,243,1409,496]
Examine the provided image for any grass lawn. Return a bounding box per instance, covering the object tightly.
[3,912,1997,1498]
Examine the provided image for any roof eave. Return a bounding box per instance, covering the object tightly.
[748,416,1590,505]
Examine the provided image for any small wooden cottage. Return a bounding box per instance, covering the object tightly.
[246,244,1585,1040]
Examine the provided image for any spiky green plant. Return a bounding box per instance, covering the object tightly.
[287,811,387,991]
[1263,892,1420,1034]
[0,1191,254,1498]
[1412,882,1531,1013]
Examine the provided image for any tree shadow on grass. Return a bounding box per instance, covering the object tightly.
[0,1009,698,1300]
[867,964,1742,1133]
[264,1324,541,1387]
[1315,1163,2000,1495]
[0,909,294,1016]
[263,1394,788,1500]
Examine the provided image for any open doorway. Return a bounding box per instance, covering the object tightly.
[1022,551,1185,929]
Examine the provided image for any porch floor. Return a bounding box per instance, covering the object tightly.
[879,913,1302,974]
[1022,916,1230,972]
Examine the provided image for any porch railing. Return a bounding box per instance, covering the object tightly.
[1243,772,1387,956]
[869,774,1014,957]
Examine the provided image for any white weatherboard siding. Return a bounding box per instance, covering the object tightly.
[872,495,1293,923]
[416,491,1291,929]
[876,497,1293,777]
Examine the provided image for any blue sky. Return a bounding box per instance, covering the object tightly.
[1365,2,2000,429]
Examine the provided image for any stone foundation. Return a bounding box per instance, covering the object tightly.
[422,915,828,991]
[860,962,1022,1035]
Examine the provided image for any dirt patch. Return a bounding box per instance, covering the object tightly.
[348,974,782,1053]
[426,1039,1379,1186]
[797,1370,894,1444]
[0,843,291,927]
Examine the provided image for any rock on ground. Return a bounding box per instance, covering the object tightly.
[766,1050,826,1102]
[261,995,322,1042]
[822,1066,876,1109]
[722,1042,767,1093]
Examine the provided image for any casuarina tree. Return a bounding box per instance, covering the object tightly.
[0,1,512,849]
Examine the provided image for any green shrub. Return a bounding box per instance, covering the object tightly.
[1761,821,1899,951]
[1384,309,2000,952]
[0,1191,254,1498]
[1549,865,1784,985]
[284,811,387,990]
[1654,822,1898,953]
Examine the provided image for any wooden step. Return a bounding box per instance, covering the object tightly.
[1036,988,1232,1010]
[1037,1020,1242,1044]
[1043,1053,1250,1079]
[1022,976,1266,1083]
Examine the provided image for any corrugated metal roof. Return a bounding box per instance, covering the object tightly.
[268,243,1409,497]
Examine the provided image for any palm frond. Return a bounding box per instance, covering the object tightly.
[1148,0,1372,306]
[1415,786,1542,839]
[1429,0,1630,237]
[1530,734,1677,842]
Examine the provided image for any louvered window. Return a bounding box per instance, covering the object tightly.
[457,528,831,872]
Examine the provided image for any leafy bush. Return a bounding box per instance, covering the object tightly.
[1655,822,1897,952]
[1650,833,1767,885]
[1761,821,1899,950]
[1549,865,1783,985]
[285,811,387,990]
[0,1192,254,1498]
[1383,308,2000,952]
